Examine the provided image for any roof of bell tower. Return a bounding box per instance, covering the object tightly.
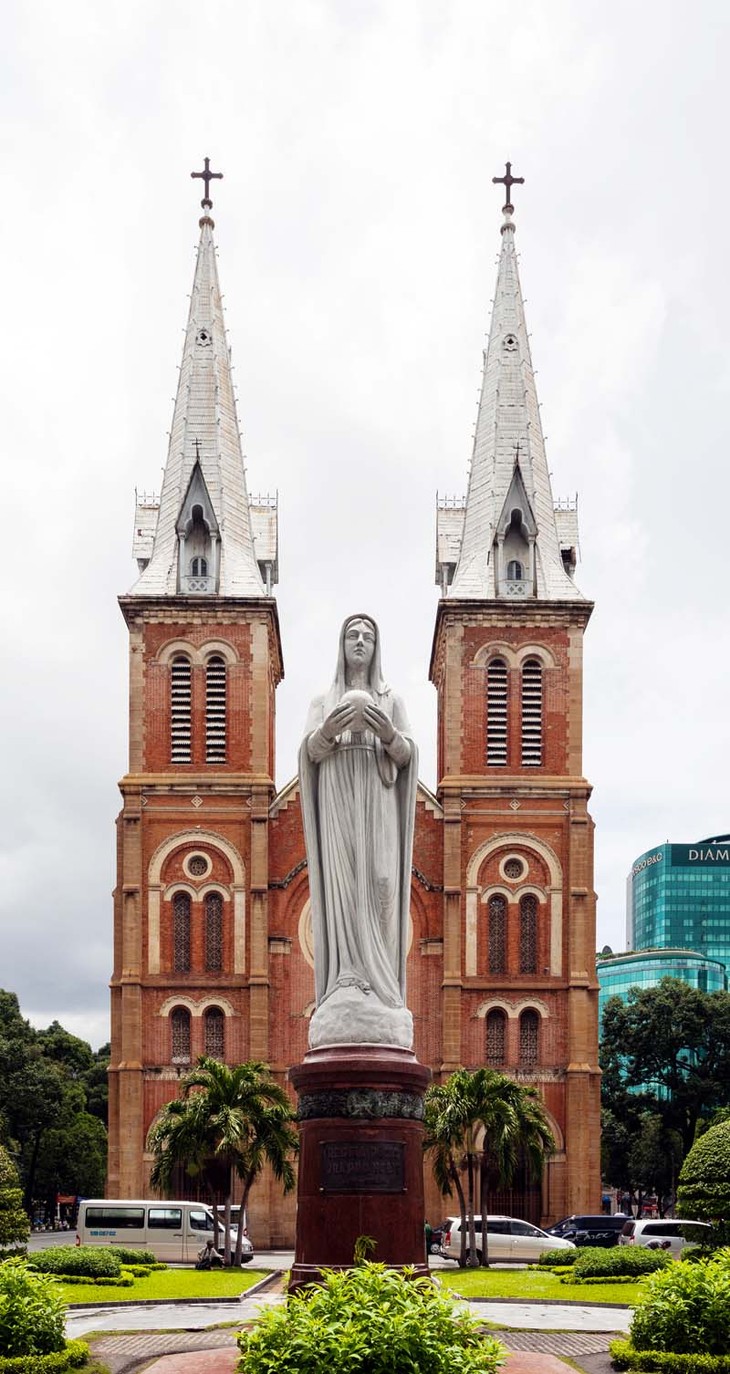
[129,186,266,599]
[440,172,584,603]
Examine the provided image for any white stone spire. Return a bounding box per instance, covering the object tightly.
[129,208,266,599]
[439,192,583,603]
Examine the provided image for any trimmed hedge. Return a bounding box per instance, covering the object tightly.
[677,1121,730,1226]
[0,1340,90,1372]
[28,1247,121,1279]
[109,1246,158,1266]
[536,1248,578,1266]
[562,1272,637,1285]
[572,1246,670,1280]
[52,1274,134,1288]
[610,1340,730,1373]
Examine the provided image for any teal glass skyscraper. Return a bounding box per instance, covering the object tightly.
[627,835,730,970]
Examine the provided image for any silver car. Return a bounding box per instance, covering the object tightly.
[619,1218,712,1256]
[440,1214,575,1265]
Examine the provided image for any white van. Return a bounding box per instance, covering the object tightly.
[76,1199,254,1264]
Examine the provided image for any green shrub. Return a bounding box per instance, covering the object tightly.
[0,1338,91,1372]
[630,1251,730,1355]
[108,1246,158,1266]
[0,1261,66,1356]
[536,1248,578,1266]
[562,1272,637,1285]
[28,1246,121,1279]
[677,1122,730,1229]
[610,1338,730,1372]
[572,1246,670,1280]
[237,1263,506,1373]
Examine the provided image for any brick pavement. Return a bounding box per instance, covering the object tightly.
[90,1324,619,1372]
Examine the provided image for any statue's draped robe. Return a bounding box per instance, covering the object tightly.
[299,689,418,1012]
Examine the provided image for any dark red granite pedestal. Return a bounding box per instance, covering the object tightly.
[288,1045,432,1292]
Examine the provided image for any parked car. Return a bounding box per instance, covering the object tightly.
[547,1214,627,1248]
[619,1218,713,1256]
[440,1215,575,1265]
[76,1199,255,1264]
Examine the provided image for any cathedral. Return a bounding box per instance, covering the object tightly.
[108,164,601,1245]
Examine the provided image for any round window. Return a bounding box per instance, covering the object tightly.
[503,856,525,881]
[186,853,210,878]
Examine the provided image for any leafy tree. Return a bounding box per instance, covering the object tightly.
[148,1057,298,1266]
[600,980,730,1152]
[676,1119,730,1238]
[0,1146,29,1249]
[424,1068,554,1267]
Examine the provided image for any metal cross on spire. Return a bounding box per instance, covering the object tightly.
[191,157,223,210]
[492,160,524,211]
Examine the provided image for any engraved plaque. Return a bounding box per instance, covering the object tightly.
[320,1140,405,1193]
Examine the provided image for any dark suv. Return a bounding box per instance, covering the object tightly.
[547,1214,627,1248]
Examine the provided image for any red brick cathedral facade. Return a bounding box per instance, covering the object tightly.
[108,190,601,1244]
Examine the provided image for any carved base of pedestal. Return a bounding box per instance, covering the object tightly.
[288,1046,432,1293]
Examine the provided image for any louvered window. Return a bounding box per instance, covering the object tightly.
[205,892,223,972]
[487,658,508,766]
[206,656,227,763]
[173,892,191,973]
[171,1007,191,1064]
[521,658,542,766]
[519,894,538,974]
[488,894,507,974]
[486,1009,506,1066]
[170,656,192,763]
[519,1009,539,1066]
[204,1007,225,1059]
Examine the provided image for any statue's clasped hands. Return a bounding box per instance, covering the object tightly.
[322,700,396,745]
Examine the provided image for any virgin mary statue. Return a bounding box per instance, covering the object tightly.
[299,615,418,1049]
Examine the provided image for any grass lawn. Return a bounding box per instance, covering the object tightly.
[437,1265,640,1306]
[56,1267,268,1305]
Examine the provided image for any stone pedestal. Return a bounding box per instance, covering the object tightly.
[288,1045,431,1292]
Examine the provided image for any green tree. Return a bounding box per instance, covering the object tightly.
[0,1146,29,1250]
[676,1119,730,1239]
[148,1057,298,1266]
[600,980,730,1151]
[424,1068,554,1267]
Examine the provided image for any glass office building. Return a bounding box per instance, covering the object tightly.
[596,948,727,1032]
[627,835,730,970]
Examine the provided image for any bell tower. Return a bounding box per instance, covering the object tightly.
[108,165,282,1197]
[431,167,600,1219]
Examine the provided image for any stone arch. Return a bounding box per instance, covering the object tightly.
[158,994,236,1019]
[465,833,562,978]
[471,642,520,669]
[148,830,246,977]
[515,643,558,670]
[200,639,238,665]
[156,638,203,667]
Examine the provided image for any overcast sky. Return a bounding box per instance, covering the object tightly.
[3,0,730,1048]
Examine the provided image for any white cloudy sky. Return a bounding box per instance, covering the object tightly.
[2,0,729,1047]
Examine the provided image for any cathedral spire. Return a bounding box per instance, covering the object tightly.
[130,167,267,598]
[439,165,582,602]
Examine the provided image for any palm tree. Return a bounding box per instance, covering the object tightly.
[147,1057,298,1265]
[424,1068,555,1267]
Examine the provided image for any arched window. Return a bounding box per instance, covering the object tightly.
[204,1007,225,1059]
[170,656,192,763]
[486,1009,506,1066]
[486,658,508,766]
[521,658,542,766]
[170,1007,191,1064]
[488,894,506,974]
[205,892,223,972]
[191,556,208,577]
[173,892,191,973]
[206,656,227,763]
[519,1009,540,1066]
[507,559,523,581]
[519,894,538,974]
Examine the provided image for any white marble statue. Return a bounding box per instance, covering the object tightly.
[299,615,418,1049]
